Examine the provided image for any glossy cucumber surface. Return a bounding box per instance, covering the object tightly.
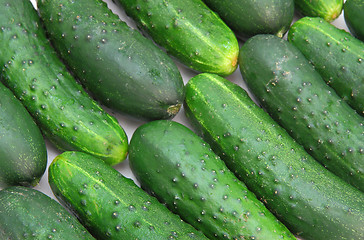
[239,34,364,192]
[0,0,128,165]
[49,151,208,240]
[344,0,364,41]
[114,0,239,76]
[37,0,185,120]
[293,0,343,22]
[129,120,295,240]
[184,73,364,240]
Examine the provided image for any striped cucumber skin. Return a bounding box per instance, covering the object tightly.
[129,120,295,240]
[239,34,364,192]
[49,151,208,240]
[0,0,128,166]
[0,82,47,188]
[293,0,343,22]
[344,0,364,41]
[0,186,94,239]
[114,0,239,76]
[37,0,184,120]
[288,17,364,116]
[201,0,294,39]
[184,73,364,240]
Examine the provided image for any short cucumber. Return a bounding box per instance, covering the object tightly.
[37,0,184,120]
[48,151,208,240]
[0,0,128,165]
[239,34,364,192]
[288,17,364,116]
[113,0,239,76]
[344,0,364,41]
[293,0,343,22]
[0,186,94,239]
[201,0,294,39]
[129,120,295,239]
[184,73,364,240]
[0,82,47,188]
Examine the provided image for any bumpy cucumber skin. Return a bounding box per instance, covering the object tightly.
[201,0,294,39]
[344,0,364,41]
[239,35,364,192]
[0,186,94,239]
[0,0,128,166]
[49,151,207,240]
[37,0,184,120]
[0,83,47,188]
[129,120,295,240]
[293,0,343,22]
[288,17,364,116]
[114,0,239,76]
[184,73,364,240]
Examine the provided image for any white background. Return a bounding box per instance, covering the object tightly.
[27,0,350,236]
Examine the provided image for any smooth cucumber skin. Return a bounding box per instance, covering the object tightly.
[129,120,295,240]
[48,151,208,240]
[114,0,239,76]
[344,0,364,41]
[184,73,364,240]
[239,35,364,192]
[0,83,47,188]
[37,0,184,120]
[293,0,343,22]
[288,17,364,116]
[0,186,94,239]
[201,0,294,39]
[0,0,128,166]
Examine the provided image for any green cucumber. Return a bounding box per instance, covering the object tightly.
[293,0,343,22]
[129,120,295,239]
[0,186,94,239]
[344,0,364,41]
[0,82,47,188]
[48,151,208,240]
[201,0,294,39]
[0,0,128,165]
[239,34,364,192]
[288,17,364,116]
[113,0,239,76]
[37,0,184,120]
[184,73,364,240]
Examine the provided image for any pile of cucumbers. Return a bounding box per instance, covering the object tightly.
[0,0,363,239]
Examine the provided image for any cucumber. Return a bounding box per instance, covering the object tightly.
[37,0,184,120]
[48,151,208,240]
[0,82,47,188]
[0,0,128,166]
[113,0,239,76]
[239,34,364,192]
[293,0,343,22]
[0,186,94,239]
[288,17,364,116]
[201,0,294,39]
[184,73,364,240]
[129,120,295,239]
[344,0,364,41]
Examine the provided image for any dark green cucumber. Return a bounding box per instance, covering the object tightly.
[184,73,364,240]
[288,17,364,116]
[201,0,294,39]
[0,0,128,165]
[239,34,364,192]
[48,151,208,240]
[37,0,184,120]
[114,0,239,76]
[0,82,47,188]
[129,120,295,239]
[0,186,94,239]
[293,0,343,22]
[344,0,364,41]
